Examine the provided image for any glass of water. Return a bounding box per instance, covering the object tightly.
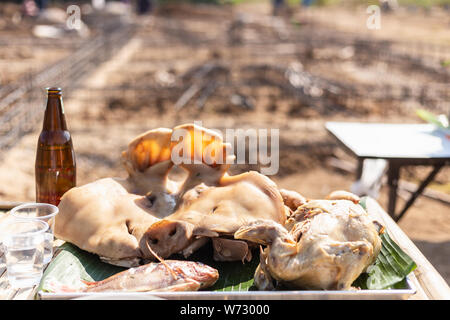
[2,220,48,288]
[10,203,59,264]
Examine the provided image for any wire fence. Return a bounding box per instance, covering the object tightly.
[0,14,136,155]
[0,8,449,157]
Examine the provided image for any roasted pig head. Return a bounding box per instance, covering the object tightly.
[143,171,286,260]
[138,124,286,260]
[55,123,286,266]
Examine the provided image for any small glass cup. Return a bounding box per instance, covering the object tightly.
[10,203,59,264]
[2,220,48,288]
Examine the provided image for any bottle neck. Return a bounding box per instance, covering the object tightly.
[42,93,68,131]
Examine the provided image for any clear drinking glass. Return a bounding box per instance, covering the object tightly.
[10,203,59,264]
[2,220,48,288]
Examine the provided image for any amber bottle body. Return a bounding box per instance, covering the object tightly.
[35,88,76,206]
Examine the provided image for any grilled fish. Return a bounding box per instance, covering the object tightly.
[47,260,219,293]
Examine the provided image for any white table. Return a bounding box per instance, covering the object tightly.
[326,122,450,221]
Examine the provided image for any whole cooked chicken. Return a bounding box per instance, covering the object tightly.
[55,123,286,266]
[235,196,382,290]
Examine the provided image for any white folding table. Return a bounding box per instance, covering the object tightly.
[326,122,450,221]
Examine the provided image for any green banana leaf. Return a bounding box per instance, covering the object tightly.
[37,241,259,293]
[38,197,415,293]
[355,198,417,290]
[352,232,416,290]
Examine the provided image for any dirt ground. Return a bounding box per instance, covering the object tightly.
[0,1,448,285]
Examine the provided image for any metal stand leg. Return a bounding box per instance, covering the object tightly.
[395,164,444,222]
[356,158,364,180]
[387,161,400,220]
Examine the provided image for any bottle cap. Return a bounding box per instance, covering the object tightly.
[46,87,62,94]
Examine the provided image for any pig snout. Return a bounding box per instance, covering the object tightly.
[142,220,195,259]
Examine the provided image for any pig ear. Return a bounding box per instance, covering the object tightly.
[279,189,307,211]
[122,128,173,175]
[170,123,235,170]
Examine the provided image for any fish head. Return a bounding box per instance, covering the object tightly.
[177,261,219,289]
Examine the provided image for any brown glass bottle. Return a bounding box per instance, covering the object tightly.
[35,87,76,206]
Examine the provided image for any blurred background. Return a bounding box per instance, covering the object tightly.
[0,0,448,283]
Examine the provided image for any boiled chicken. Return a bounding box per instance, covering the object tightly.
[235,194,382,290]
